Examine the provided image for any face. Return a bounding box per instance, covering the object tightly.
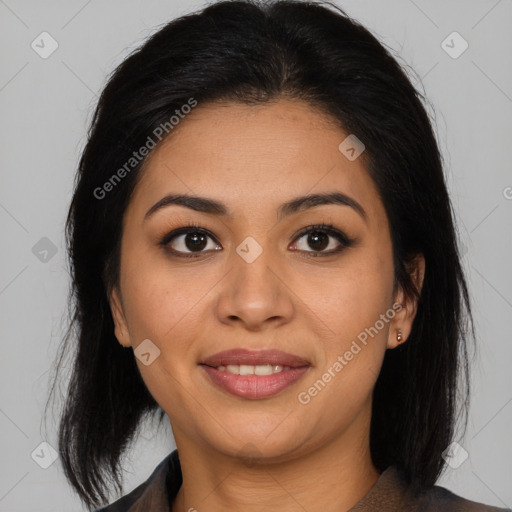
[109,98,424,463]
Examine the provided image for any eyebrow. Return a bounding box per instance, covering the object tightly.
[144,191,367,222]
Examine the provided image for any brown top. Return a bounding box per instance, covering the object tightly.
[93,450,510,512]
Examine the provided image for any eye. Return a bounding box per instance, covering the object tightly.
[159,223,221,259]
[290,223,355,257]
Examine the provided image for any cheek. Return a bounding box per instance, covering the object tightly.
[118,259,205,412]
[299,248,394,405]
[119,243,210,342]
[308,249,394,335]
[296,255,393,423]
[121,280,209,356]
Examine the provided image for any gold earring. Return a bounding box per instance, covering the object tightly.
[397,329,403,344]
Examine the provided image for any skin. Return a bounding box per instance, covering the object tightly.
[109,98,425,512]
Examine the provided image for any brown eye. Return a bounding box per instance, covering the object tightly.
[290,223,355,256]
[159,226,221,258]
[302,230,330,251]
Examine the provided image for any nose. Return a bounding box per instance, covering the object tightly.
[214,245,295,331]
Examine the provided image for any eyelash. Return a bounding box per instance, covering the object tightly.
[158,222,355,259]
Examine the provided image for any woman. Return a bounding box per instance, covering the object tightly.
[46,0,510,511]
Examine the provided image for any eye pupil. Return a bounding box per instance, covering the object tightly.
[185,232,207,251]
[308,231,329,251]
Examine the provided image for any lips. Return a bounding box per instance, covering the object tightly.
[200,348,310,368]
[199,349,311,399]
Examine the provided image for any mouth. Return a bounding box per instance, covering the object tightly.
[199,349,311,399]
[200,348,310,368]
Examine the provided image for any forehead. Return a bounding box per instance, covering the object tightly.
[128,99,384,225]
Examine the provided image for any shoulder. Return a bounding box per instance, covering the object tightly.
[416,483,511,512]
[364,465,510,512]
[91,450,180,512]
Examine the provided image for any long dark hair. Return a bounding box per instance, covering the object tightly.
[44,0,474,509]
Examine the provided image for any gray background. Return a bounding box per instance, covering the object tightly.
[0,0,511,510]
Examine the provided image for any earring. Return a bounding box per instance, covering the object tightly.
[397,329,403,344]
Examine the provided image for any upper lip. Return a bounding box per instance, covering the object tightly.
[200,349,310,368]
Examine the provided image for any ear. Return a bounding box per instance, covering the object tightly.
[109,286,132,348]
[387,253,425,349]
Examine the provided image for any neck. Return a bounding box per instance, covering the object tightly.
[170,406,380,512]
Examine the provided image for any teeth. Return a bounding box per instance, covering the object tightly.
[217,364,292,375]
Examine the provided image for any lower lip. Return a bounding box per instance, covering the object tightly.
[200,365,310,399]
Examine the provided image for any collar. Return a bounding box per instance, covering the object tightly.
[126,450,181,512]
[103,450,509,512]
[124,449,413,512]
